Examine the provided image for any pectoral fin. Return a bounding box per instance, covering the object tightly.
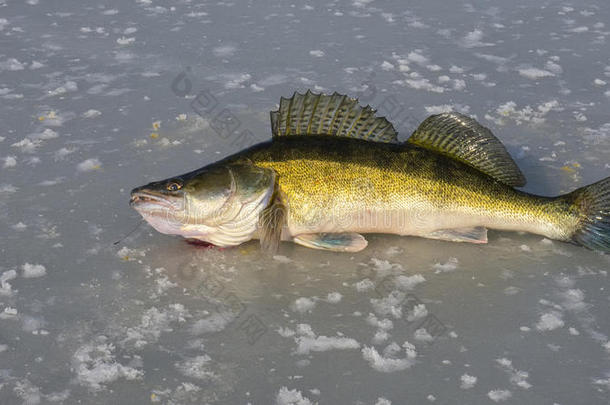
[258,192,287,253]
[293,232,368,252]
[422,227,488,244]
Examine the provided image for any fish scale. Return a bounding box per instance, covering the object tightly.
[243,136,572,238]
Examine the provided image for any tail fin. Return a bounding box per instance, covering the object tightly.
[568,176,610,252]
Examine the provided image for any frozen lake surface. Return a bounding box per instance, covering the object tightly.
[1,0,609,403]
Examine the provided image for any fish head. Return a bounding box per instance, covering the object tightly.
[130,161,276,246]
[129,175,191,235]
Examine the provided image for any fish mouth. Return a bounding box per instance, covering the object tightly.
[130,190,181,211]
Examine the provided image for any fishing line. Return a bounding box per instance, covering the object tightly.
[113,220,144,246]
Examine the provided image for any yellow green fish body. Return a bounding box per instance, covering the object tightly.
[130,91,609,253]
[240,136,577,242]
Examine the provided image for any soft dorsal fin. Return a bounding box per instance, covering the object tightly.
[270,90,399,143]
[408,112,526,187]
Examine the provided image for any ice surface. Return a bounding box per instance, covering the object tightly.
[1,0,609,403]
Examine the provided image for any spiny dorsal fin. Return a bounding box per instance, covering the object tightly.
[270,90,399,143]
[408,112,526,187]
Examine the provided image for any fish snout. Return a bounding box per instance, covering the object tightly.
[129,186,144,206]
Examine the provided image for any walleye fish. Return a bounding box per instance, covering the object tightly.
[130,91,609,253]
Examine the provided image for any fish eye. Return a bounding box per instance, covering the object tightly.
[166,181,182,192]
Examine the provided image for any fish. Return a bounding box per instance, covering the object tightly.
[130,90,610,253]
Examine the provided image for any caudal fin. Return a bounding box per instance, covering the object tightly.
[567,176,610,252]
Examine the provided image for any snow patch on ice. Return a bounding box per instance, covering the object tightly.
[361,341,417,372]
[292,323,359,355]
[592,377,610,391]
[403,78,445,93]
[273,255,293,263]
[223,73,251,89]
[413,328,435,342]
[0,184,18,194]
[309,50,325,57]
[0,58,25,71]
[582,122,610,144]
[406,304,428,323]
[354,278,375,292]
[406,51,428,65]
[82,109,102,118]
[21,263,47,278]
[326,292,342,303]
[291,297,317,314]
[3,156,16,168]
[367,258,404,278]
[371,291,405,319]
[518,67,555,79]
[30,128,58,140]
[213,45,237,57]
[496,358,532,389]
[116,246,145,260]
[12,222,26,231]
[535,312,564,331]
[545,60,563,74]
[395,274,426,290]
[0,270,18,296]
[77,158,102,172]
[460,373,477,389]
[11,138,42,153]
[488,389,512,402]
[276,386,315,405]
[366,313,393,330]
[116,37,135,45]
[73,336,143,390]
[48,81,78,96]
[486,100,561,125]
[433,257,458,273]
[380,61,394,71]
[460,29,493,48]
[122,304,190,348]
[250,83,265,92]
[425,104,470,115]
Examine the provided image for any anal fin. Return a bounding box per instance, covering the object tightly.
[422,226,488,244]
[293,233,368,252]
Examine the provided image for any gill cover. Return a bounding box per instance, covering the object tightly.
[183,162,276,247]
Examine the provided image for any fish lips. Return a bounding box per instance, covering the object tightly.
[129,188,184,212]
